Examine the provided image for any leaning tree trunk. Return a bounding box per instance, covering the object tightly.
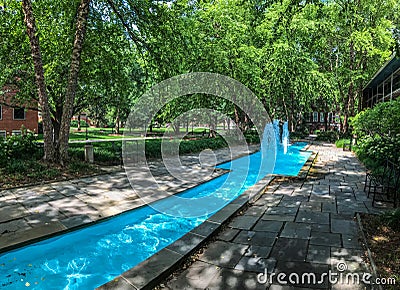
[22,0,56,162]
[59,0,91,164]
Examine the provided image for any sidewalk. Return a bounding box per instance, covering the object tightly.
[159,143,386,290]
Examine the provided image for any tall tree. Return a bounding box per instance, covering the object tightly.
[20,0,91,164]
[21,0,56,161]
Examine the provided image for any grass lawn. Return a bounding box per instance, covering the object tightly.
[36,127,208,141]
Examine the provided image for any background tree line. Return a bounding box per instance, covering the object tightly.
[0,0,399,164]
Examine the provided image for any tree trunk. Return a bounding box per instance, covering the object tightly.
[289,92,294,132]
[234,104,240,129]
[59,0,91,164]
[343,41,356,134]
[22,0,56,162]
[77,114,81,131]
[173,121,180,135]
[115,107,120,134]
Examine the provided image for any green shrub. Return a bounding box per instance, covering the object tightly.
[335,138,350,148]
[41,168,60,179]
[351,99,400,140]
[70,120,89,127]
[4,159,30,174]
[94,146,120,163]
[68,145,85,160]
[179,137,227,155]
[244,131,261,144]
[351,99,400,169]
[290,130,308,139]
[68,142,122,164]
[382,208,400,231]
[68,160,95,174]
[66,137,230,163]
[315,130,339,142]
[0,133,41,168]
[142,137,228,159]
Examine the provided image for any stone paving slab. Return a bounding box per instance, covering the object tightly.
[228,215,260,230]
[198,240,249,268]
[207,267,266,290]
[233,230,277,247]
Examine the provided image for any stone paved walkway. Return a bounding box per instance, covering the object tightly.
[159,143,387,290]
[0,145,257,251]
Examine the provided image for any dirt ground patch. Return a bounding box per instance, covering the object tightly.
[360,213,400,288]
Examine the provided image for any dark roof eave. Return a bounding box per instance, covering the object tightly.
[363,53,400,91]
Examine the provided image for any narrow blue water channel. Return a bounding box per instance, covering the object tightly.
[0,142,310,290]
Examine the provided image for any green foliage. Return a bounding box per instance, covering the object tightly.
[2,0,399,160]
[68,160,96,175]
[70,120,89,128]
[382,208,400,231]
[68,142,122,164]
[178,137,228,156]
[67,138,229,163]
[68,145,85,160]
[315,130,340,143]
[0,133,41,167]
[244,131,261,144]
[351,100,400,169]
[145,137,228,159]
[335,139,350,148]
[3,159,60,179]
[351,100,400,140]
[355,135,400,166]
[290,128,309,140]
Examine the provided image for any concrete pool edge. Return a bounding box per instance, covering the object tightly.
[96,174,275,290]
[297,151,318,180]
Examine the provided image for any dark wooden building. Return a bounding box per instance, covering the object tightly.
[362,54,400,109]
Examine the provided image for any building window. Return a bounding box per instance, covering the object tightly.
[320,112,324,122]
[0,130,6,139]
[328,112,333,123]
[313,112,318,122]
[0,105,2,120]
[12,130,22,136]
[393,69,400,92]
[13,108,26,120]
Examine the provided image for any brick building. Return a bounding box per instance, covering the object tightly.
[304,111,340,133]
[0,86,38,138]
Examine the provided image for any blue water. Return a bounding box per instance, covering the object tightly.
[0,142,310,289]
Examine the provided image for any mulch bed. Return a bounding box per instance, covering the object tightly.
[0,161,104,189]
[360,213,400,286]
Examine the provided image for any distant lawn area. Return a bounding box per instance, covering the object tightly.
[36,127,208,141]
